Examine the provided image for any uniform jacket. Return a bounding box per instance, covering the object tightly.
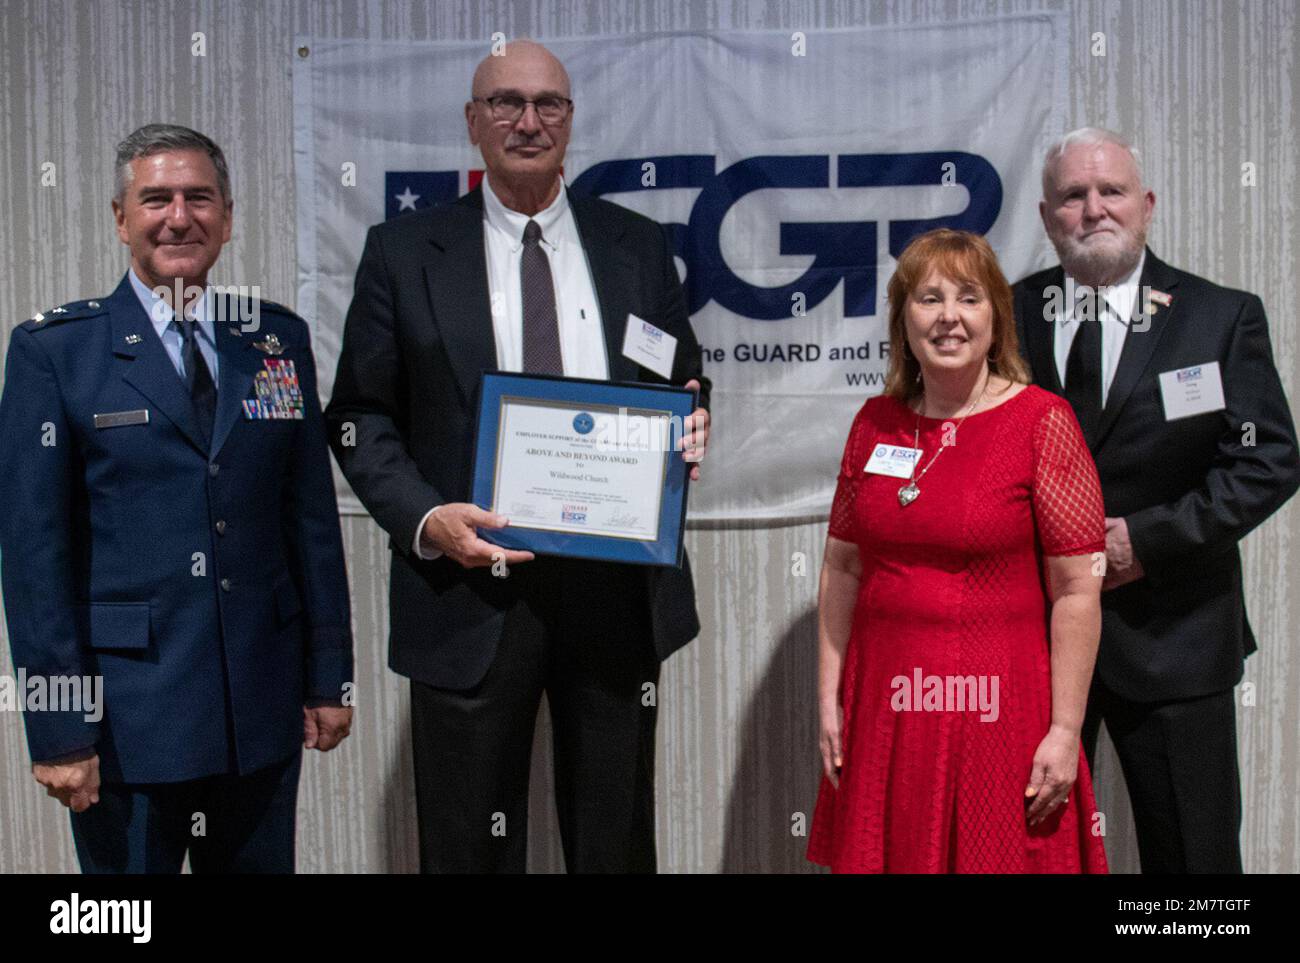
[0,274,353,782]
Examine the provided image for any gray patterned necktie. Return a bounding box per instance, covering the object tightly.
[521,219,564,374]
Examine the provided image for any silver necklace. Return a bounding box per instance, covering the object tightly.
[897,377,990,507]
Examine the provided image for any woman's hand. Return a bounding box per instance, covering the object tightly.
[818,537,859,792]
[819,699,844,789]
[1024,724,1078,826]
[1032,551,1102,828]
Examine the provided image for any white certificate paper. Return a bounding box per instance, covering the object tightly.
[492,398,669,540]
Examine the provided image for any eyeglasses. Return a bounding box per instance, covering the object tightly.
[475,95,573,125]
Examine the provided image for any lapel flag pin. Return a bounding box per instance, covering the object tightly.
[1148,290,1173,307]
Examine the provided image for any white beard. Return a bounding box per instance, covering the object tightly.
[1051,227,1145,287]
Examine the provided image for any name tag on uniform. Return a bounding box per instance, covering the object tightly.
[622,314,677,380]
[243,358,305,420]
[1158,361,1226,420]
[864,443,921,478]
[93,409,149,429]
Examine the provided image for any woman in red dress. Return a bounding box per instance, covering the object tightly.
[807,229,1109,873]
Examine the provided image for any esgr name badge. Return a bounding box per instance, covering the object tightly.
[864,443,922,479]
[1158,361,1226,421]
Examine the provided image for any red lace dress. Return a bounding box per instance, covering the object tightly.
[806,384,1109,873]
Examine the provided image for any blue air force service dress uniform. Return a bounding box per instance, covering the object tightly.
[0,273,353,872]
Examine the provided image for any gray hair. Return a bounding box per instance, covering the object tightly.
[114,123,231,203]
[1041,127,1145,196]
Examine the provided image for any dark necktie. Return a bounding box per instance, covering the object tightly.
[177,314,217,444]
[521,219,564,374]
[1064,292,1104,446]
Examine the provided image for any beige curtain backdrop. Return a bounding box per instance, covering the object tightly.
[1,0,1296,873]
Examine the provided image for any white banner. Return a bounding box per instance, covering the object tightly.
[293,18,1066,521]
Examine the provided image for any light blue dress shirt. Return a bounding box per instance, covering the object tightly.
[128,269,220,384]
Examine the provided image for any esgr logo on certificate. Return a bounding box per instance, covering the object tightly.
[562,504,589,524]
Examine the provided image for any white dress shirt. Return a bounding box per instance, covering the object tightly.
[129,268,219,383]
[1053,250,1145,408]
[413,174,608,559]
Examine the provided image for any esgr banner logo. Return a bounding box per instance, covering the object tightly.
[386,151,1001,320]
[302,21,1063,519]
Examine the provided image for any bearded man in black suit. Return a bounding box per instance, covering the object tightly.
[1012,127,1299,873]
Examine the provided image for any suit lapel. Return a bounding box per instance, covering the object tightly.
[570,192,639,382]
[210,294,258,458]
[424,190,498,408]
[110,274,208,455]
[1093,249,1181,449]
[1020,266,1066,395]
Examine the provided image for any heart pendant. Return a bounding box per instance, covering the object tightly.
[898,483,920,507]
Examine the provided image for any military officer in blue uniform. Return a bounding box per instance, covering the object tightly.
[0,124,354,873]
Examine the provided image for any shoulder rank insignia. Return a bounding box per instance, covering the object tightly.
[253,333,285,355]
[28,299,108,326]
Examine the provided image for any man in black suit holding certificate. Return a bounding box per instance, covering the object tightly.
[1012,127,1300,873]
[326,39,711,873]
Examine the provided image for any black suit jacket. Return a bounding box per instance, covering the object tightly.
[1013,249,1300,701]
[326,186,710,690]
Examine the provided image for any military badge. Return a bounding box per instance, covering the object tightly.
[242,358,305,420]
[253,333,286,356]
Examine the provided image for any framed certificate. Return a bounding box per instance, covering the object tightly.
[470,372,696,567]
